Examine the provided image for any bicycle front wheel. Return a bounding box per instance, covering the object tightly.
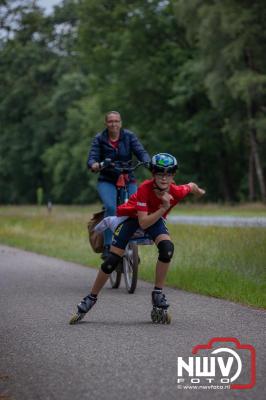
[123,243,139,294]
[109,262,122,289]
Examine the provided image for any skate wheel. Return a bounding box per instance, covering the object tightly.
[151,309,159,323]
[69,313,84,325]
[165,312,171,324]
[156,309,163,324]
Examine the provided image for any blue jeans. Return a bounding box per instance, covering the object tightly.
[97,181,137,246]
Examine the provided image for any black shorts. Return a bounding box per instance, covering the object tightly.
[112,217,169,250]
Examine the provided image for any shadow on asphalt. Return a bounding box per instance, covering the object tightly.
[67,320,166,327]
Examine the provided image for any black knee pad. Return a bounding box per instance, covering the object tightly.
[157,240,174,263]
[101,252,122,274]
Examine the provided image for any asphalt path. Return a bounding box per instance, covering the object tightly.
[0,244,265,400]
[168,215,266,227]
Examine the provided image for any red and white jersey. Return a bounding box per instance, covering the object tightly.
[117,179,191,219]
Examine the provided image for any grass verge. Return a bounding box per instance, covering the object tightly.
[0,205,265,308]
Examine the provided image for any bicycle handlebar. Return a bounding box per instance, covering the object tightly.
[99,159,149,173]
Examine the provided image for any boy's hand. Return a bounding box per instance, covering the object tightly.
[160,192,174,209]
[188,183,206,197]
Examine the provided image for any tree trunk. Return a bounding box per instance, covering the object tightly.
[248,149,255,201]
[249,127,266,202]
[218,135,234,202]
[245,48,266,202]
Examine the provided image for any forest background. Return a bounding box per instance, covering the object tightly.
[1,0,265,205]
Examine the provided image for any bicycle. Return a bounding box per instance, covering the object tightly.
[99,159,152,293]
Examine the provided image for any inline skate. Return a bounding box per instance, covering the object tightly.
[69,294,97,325]
[151,290,171,324]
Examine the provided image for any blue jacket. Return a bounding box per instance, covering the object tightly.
[87,128,150,184]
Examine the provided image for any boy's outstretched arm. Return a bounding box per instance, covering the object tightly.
[188,182,206,197]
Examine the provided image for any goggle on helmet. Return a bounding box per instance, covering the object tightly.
[150,153,178,174]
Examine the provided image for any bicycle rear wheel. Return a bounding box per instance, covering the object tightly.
[109,262,122,289]
[123,243,139,293]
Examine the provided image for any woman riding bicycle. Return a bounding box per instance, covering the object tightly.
[87,111,150,259]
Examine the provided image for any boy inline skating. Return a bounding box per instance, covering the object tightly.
[70,153,205,324]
